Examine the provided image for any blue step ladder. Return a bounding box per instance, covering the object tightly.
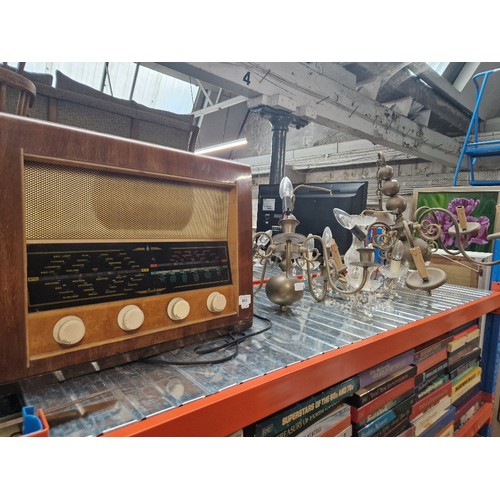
[452,68,500,186]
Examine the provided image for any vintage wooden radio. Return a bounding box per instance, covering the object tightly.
[0,113,253,384]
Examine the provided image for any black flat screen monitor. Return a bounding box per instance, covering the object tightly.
[256,181,369,255]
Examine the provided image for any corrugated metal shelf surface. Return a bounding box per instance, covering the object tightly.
[20,283,500,436]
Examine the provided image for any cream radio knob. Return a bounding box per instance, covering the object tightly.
[53,316,86,346]
[117,305,145,331]
[167,297,190,321]
[207,292,227,313]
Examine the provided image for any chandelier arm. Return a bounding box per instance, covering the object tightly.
[416,207,500,267]
[306,258,328,302]
[253,231,276,260]
[252,257,269,296]
[402,220,416,248]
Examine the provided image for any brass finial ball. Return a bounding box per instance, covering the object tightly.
[385,194,407,215]
[378,165,394,180]
[381,179,400,197]
[265,274,304,307]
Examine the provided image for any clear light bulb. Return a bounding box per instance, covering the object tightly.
[389,240,404,276]
[305,233,315,253]
[332,208,366,241]
[257,229,273,247]
[279,176,294,214]
[392,240,404,261]
[322,226,333,247]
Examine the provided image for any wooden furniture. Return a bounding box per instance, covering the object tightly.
[0,67,36,116]
[0,114,253,384]
[20,68,199,152]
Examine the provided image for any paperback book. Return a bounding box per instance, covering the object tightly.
[412,395,452,436]
[447,347,481,375]
[413,348,448,376]
[294,404,350,437]
[450,366,482,404]
[410,380,452,421]
[447,326,480,354]
[358,350,415,387]
[350,377,415,425]
[354,394,415,437]
[246,375,360,437]
[420,406,456,437]
[348,365,417,407]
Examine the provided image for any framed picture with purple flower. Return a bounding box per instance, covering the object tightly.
[411,187,500,253]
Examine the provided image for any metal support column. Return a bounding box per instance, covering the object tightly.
[251,105,308,184]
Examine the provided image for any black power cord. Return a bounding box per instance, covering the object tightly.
[140,313,272,367]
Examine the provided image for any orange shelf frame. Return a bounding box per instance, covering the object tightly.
[455,401,493,437]
[103,291,500,437]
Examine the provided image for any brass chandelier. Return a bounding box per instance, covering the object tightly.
[253,155,500,312]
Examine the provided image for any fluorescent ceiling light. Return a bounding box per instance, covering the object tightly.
[195,138,247,155]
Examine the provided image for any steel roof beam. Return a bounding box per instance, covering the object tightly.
[163,62,461,167]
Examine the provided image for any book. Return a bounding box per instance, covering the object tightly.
[447,347,481,375]
[354,394,414,437]
[415,359,448,387]
[247,375,360,437]
[416,373,449,400]
[437,423,454,437]
[295,404,350,437]
[328,423,352,437]
[358,350,415,387]
[450,367,482,404]
[410,380,452,421]
[385,419,412,437]
[394,424,415,437]
[448,358,480,381]
[414,334,452,363]
[454,391,484,431]
[348,364,417,407]
[420,406,456,437]
[350,377,415,425]
[412,395,452,436]
[352,387,415,429]
[448,320,478,336]
[447,337,480,366]
[413,348,448,376]
[451,385,481,412]
[447,327,480,354]
[451,365,482,390]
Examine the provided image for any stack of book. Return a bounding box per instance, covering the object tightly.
[409,333,454,436]
[243,375,360,437]
[346,350,416,437]
[447,322,483,433]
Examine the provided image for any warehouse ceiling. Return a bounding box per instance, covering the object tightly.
[154,61,500,170]
[7,61,500,173]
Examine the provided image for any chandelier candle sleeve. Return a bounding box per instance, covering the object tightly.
[455,205,468,231]
[410,246,429,282]
[330,239,345,271]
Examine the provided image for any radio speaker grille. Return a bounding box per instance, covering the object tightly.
[24,161,229,241]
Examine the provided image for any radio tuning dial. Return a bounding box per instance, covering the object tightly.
[167,297,190,321]
[117,305,145,331]
[207,292,227,313]
[53,316,86,346]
